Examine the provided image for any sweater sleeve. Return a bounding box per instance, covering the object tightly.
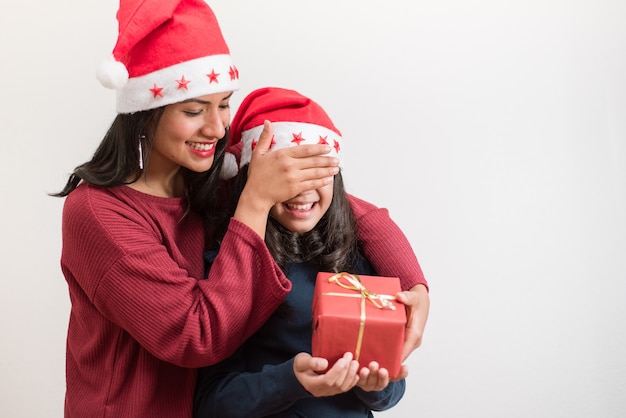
[106,220,291,368]
[62,188,291,368]
[194,350,309,418]
[349,194,429,291]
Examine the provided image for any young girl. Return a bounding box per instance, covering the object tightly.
[195,87,416,417]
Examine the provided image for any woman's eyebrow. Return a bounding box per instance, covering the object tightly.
[182,92,233,105]
[182,98,211,104]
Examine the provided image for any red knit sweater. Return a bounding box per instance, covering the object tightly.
[60,185,426,418]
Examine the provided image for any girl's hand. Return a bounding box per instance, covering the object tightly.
[356,361,391,392]
[293,352,359,397]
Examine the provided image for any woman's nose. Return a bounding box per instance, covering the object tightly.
[200,111,226,139]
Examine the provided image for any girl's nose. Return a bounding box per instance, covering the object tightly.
[293,189,316,199]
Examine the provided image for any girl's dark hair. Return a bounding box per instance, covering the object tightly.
[213,165,359,273]
[51,107,229,224]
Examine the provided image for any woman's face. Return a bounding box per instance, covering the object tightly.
[269,179,334,234]
[149,91,232,174]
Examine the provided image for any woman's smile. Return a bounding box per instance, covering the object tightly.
[186,140,217,157]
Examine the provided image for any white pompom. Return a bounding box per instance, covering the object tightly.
[96,55,129,89]
[220,152,239,180]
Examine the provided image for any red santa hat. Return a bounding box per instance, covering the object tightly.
[222,87,343,179]
[96,0,239,114]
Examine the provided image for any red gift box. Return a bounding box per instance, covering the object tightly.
[311,272,406,378]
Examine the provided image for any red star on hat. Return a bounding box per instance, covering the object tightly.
[229,66,239,81]
[291,132,305,145]
[176,76,191,90]
[207,70,220,84]
[150,83,164,98]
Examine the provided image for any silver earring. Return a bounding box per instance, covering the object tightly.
[138,135,145,170]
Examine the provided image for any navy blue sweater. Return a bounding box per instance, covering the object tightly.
[194,255,405,418]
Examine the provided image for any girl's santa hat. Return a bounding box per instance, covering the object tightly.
[222,87,343,179]
[96,0,239,114]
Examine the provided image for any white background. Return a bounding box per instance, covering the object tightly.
[1,1,625,417]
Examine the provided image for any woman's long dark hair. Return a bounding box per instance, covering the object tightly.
[51,109,164,197]
[213,165,360,273]
[51,107,229,224]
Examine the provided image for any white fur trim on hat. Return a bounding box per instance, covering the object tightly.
[116,55,239,114]
[239,121,342,169]
[220,152,239,180]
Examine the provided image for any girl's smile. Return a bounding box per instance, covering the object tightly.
[270,182,334,234]
[283,201,318,218]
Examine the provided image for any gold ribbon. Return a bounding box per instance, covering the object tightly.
[321,272,397,361]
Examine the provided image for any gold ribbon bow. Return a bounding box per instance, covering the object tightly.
[322,272,397,360]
